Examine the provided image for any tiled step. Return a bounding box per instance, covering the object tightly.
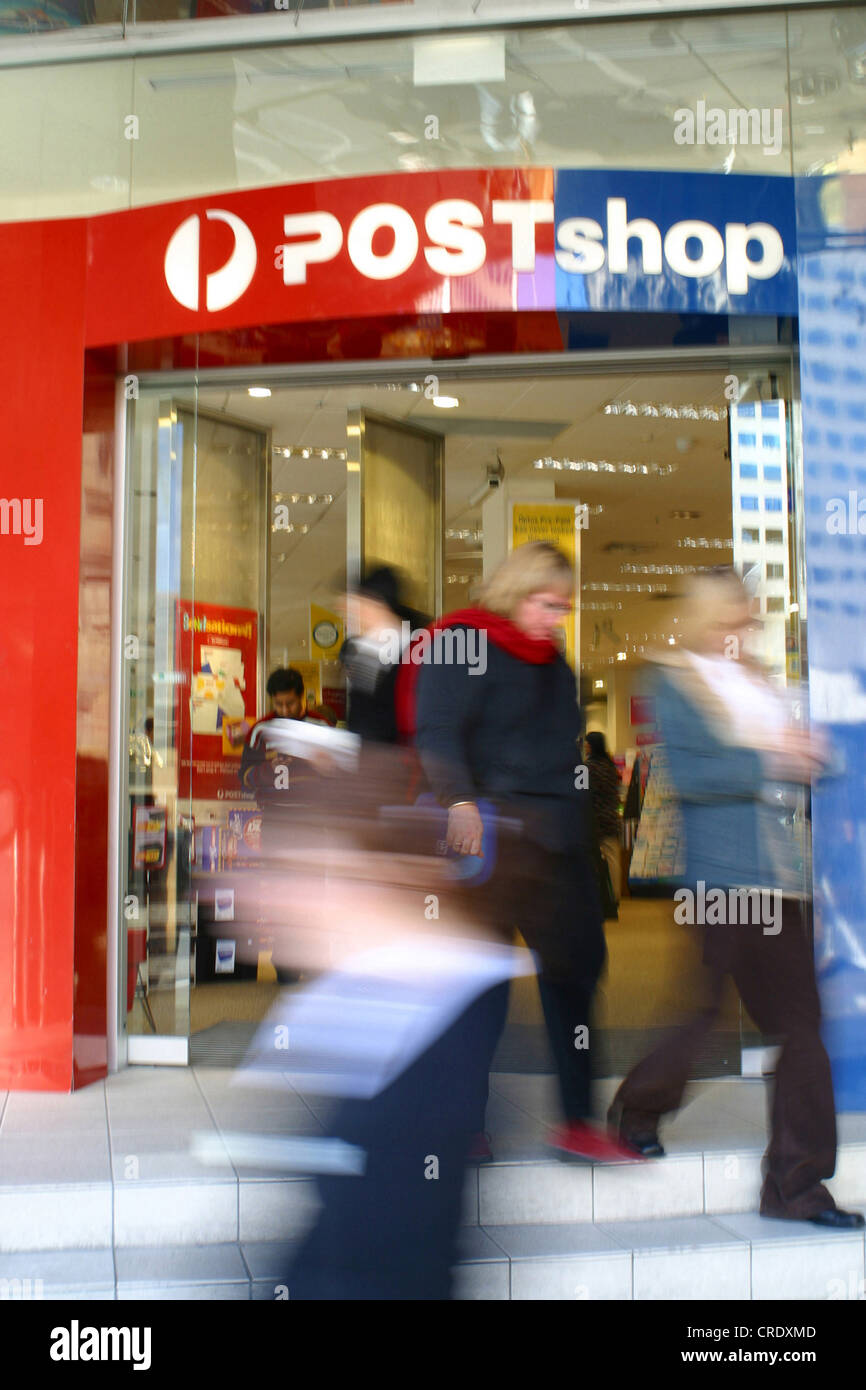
[2,1217,863,1301]
[464,1139,866,1227]
[2,1137,864,1254]
[2,1070,864,1254]
[455,1214,866,1301]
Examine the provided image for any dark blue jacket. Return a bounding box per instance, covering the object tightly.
[414,631,592,853]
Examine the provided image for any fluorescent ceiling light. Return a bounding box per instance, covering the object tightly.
[248,387,271,398]
[433,396,460,409]
[413,34,505,87]
[604,401,727,421]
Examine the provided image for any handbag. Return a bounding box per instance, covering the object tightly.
[595,843,619,922]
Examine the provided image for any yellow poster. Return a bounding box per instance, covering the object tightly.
[292,660,322,707]
[510,502,582,669]
[310,604,344,662]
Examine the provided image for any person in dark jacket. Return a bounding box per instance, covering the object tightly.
[406,541,640,1164]
[585,731,622,906]
[339,565,427,746]
[607,568,863,1229]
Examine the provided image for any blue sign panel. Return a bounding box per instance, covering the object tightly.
[553,170,797,316]
[795,171,866,1110]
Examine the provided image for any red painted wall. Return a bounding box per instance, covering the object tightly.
[0,220,87,1089]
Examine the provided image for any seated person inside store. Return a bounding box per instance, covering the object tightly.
[235,667,335,982]
[239,666,334,799]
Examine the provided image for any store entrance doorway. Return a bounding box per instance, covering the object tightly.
[118,348,805,1078]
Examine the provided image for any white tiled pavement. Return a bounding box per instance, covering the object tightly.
[0,1069,864,1299]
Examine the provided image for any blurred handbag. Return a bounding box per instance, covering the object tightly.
[595,843,619,922]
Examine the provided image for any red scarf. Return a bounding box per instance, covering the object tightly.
[395,606,558,740]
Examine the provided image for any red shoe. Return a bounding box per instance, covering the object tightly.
[549,1120,646,1164]
[467,1131,494,1164]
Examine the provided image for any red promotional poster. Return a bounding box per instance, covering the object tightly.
[630,696,657,726]
[175,600,259,801]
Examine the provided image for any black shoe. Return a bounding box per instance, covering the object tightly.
[606,1101,665,1158]
[625,1134,666,1158]
[808,1208,865,1230]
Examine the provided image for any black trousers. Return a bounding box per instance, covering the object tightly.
[467,840,607,1126]
[612,898,838,1218]
[285,983,510,1301]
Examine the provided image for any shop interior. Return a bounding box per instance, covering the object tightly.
[123,357,802,1072]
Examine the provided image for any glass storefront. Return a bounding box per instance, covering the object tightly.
[118,347,806,1072]
[2,3,860,1088]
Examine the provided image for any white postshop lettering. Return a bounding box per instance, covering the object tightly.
[607,197,663,275]
[664,219,725,279]
[279,212,343,285]
[347,203,419,280]
[724,222,785,294]
[491,200,554,272]
[554,218,606,273]
[555,199,782,295]
[424,199,487,276]
[168,194,786,306]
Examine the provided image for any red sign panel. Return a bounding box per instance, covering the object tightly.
[85,168,554,347]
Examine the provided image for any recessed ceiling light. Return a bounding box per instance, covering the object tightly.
[248,387,271,398]
[433,396,460,409]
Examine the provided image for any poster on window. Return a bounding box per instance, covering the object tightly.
[510,502,581,670]
[175,600,259,801]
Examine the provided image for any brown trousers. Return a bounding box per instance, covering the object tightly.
[612,898,838,1218]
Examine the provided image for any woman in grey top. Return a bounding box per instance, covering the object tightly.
[608,568,863,1228]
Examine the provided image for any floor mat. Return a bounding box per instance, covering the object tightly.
[190,1018,740,1077]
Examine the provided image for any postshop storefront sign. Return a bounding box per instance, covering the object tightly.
[85,167,797,347]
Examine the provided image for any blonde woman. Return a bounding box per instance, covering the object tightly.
[400,541,638,1163]
[608,568,863,1228]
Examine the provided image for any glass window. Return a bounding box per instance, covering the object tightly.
[765,497,783,512]
[737,403,756,418]
[762,434,781,450]
[767,563,785,580]
[761,402,781,418]
[764,466,783,482]
[739,464,758,479]
[738,433,757,448]
[766,596,786,613]
[742,527,760,544]
[741,496,759,511]
[766,530,785,545]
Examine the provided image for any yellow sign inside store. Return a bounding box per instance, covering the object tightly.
[510,502,581,670]
[292,659,323,708]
